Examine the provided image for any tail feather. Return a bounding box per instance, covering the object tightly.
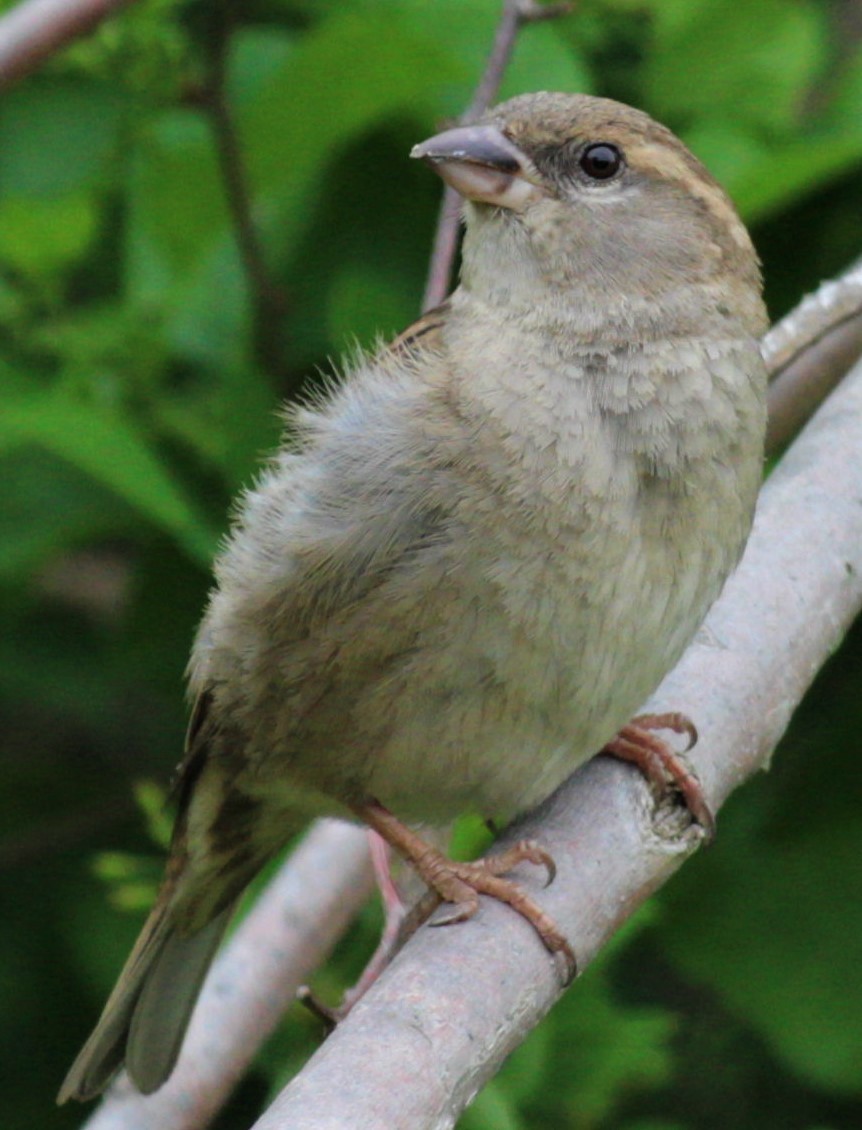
[57,894,234,1103]
[127,908,232,1093]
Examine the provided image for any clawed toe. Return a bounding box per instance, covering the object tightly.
[428,858,576,976]
[603,712,715,838]
[635,710,699,751]
[355,800,576,979]
[481,837,556,887]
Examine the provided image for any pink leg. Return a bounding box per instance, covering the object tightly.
[299,831,423,1027]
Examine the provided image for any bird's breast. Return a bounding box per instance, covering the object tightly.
[364,331,765,821]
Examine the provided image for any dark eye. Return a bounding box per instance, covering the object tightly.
[579,143,622,181]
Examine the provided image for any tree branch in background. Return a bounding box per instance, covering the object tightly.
[763,257,862,453]
[421,0,574,312]
[0,0,133,90]
[196,1,290,388]
[77,264,862,1130]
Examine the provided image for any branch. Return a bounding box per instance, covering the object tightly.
[79,821,374,1130]
[0,0,133,91]
[421,0,574,311]
[196,1,289,387]
[249,338,862,1130]
[763,257,862,453]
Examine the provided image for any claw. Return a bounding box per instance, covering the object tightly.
[603,712,715,838]
[354,801,576,979]
[635,711,699,751]
[431,899,478,928]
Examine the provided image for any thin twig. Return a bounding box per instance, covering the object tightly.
[198,1,289,386]
[0,0,133,90]
[466,0,572,120]
[421,0,574,311]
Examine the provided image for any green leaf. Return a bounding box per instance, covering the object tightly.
[326,265,415,354]
[644,0,827,132]
[460,1079,526,1130]
[658,706,862,1094]
[240,6,467,263]
[827,40,862,128]
[729,132,862,224]
[125,7,465,367]
[0,451,132,579]
[0,384,217,562]
[126,110,229,293]
[132,779,172,849]
[683,122,862,224]
[620,1121,689,1130]
[0,193,97,276]
[0,77,126,197]
[152,360,279,491]
[124,112,258,369]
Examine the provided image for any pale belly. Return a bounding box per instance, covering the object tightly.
[361,492,738,824]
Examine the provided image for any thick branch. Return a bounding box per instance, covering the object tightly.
[251,345,862,1130]
[0,0,133,90]
[79,821,374,1130]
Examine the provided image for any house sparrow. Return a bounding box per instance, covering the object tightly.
[59,91,767,1102]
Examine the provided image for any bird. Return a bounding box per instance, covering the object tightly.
[59,90,768,1103]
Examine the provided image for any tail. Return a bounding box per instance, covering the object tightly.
[57,887,235,1103]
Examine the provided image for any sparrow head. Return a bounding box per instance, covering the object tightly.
[412,92,762,329]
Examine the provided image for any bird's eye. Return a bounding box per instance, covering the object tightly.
[579,143,622,181]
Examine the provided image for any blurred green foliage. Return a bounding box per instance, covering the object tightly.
[1,0,862,1126]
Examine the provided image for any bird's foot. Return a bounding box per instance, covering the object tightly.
[355,800,576,980]
[602,711,715,838]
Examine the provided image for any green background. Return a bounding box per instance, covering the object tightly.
[2,0,861,1126]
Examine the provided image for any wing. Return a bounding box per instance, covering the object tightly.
[178,302,458,790]
[60,305,463,1102]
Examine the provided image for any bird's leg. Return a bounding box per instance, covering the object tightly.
[355,799,576,978]
[298,830,432,1028]
[602,712,716,838]
[334,833,409,1012]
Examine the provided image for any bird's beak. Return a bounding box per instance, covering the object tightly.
[411,124,545,212]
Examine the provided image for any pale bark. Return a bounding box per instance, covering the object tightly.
[0,0,133,90]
